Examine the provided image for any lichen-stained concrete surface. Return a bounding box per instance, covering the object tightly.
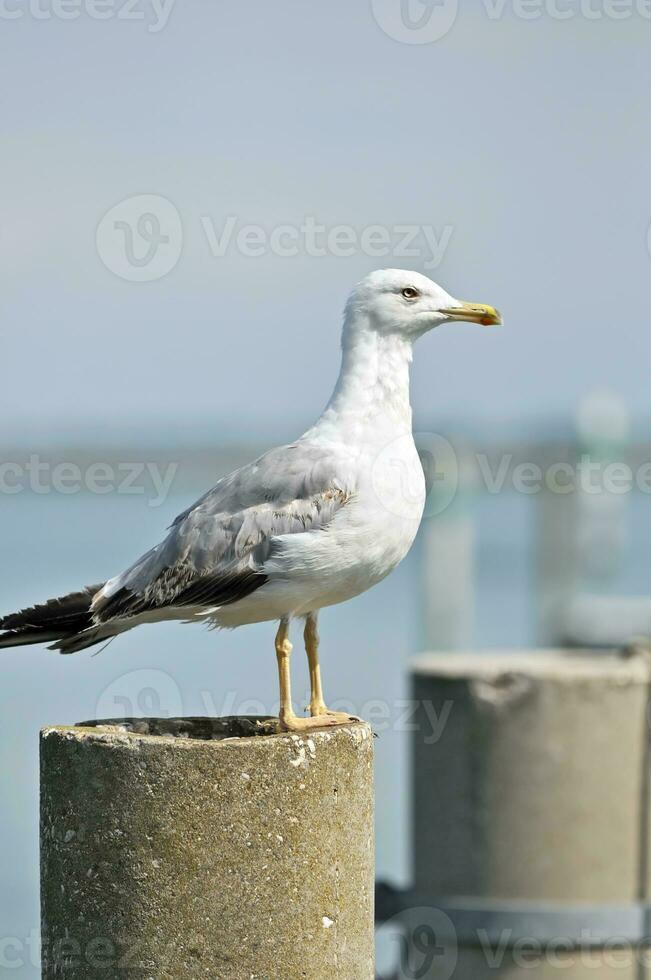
[40,717,374,979]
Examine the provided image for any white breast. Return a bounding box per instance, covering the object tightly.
[252,431,425,616]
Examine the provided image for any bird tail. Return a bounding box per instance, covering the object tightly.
[0,585,105,652]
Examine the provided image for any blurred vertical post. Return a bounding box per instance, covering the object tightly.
[420,435,476,650]
[40,716,375,980]
[535,389,630,645]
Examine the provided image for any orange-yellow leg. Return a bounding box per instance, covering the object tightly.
[304,613,358,723]
[275,616,358,732]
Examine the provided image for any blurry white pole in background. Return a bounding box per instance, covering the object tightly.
[574,388,630,585]
[535,389,630,646]
[420,439,476,651]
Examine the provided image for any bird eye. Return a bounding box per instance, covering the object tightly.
[401,287,419,300]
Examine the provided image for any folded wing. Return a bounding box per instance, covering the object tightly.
[92,441,355,623]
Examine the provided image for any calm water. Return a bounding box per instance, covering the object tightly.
[1,481,648,976]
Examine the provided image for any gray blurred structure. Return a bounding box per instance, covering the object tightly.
[421,509,475,650]
[536,390,644,648]
[41,716,375,980]
[378,650,651,978]
[420,440,477,651]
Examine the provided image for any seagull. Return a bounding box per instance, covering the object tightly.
[0,270,501,731]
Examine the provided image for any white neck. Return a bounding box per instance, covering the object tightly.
[306,316,414,444]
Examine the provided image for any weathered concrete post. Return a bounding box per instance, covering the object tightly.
[396,650,651,978]
[40,716,374,980]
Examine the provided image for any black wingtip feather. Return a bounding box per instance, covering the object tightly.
[0,584,103,649]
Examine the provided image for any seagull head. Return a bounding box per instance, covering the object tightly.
[344,269,502,342]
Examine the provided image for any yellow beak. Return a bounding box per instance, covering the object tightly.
[440,301,503,326]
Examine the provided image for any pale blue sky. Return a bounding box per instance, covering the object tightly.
[2,2,650,445]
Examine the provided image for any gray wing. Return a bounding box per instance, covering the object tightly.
[93,441,355,622]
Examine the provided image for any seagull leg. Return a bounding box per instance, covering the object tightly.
[275,619,298,730]
[304,613,327,716]
[304,612,359,725]
[275,617,357,732]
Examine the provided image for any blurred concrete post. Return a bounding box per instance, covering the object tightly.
[400,651,651,978]
[40,716,375,980]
